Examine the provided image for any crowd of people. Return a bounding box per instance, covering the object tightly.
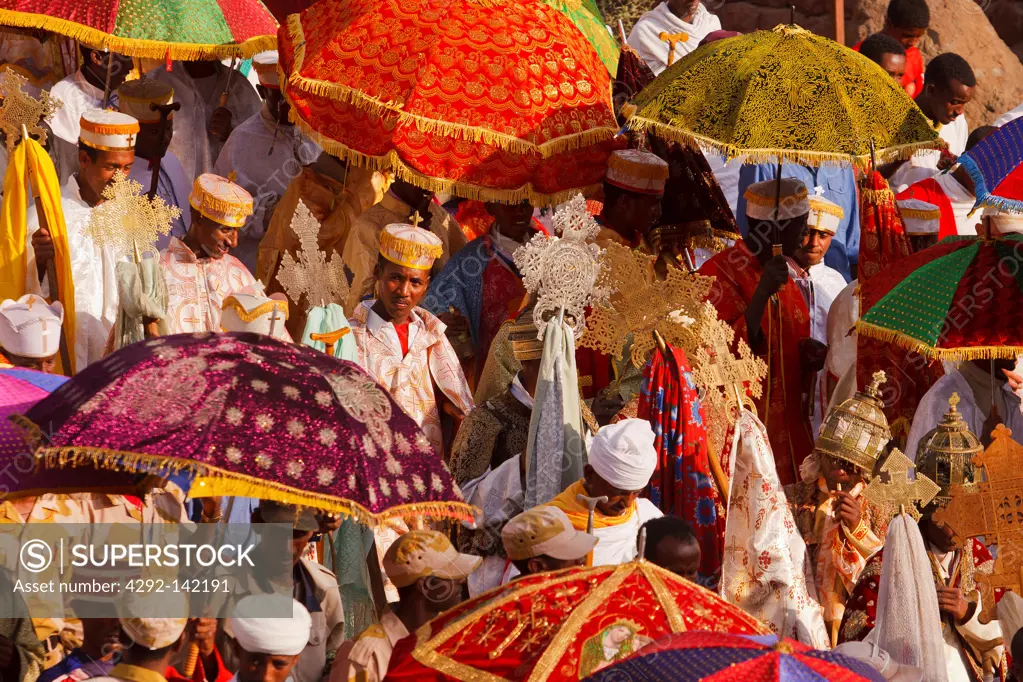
[0,0,1022,680]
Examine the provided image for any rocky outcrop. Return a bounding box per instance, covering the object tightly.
[711,0,1023,126]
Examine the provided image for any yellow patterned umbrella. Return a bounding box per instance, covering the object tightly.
[626,24,942,167]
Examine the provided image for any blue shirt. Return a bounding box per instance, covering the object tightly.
[735,163,858,282]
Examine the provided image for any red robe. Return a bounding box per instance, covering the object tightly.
[896,178,959,240]
[699,242,815,485]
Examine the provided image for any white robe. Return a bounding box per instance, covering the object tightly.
[592,499,662,566]
[24,175,119,373]
[905,365,1023,461]
[994,102,1023,127]
[627,2,721,76]
[47,70,113,184]
[467,454,525,597]
[148,62,262,182]
[213,104,321,274]
[890,115,970,192]
[935,172,983,236]
[807,263,848,437]
[930,544,1004,682]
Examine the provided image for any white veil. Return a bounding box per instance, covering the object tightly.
[866,512,948,682]
[997,591,1023,651]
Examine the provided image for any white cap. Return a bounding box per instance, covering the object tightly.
[230,596,311,656]
[983,205,1023,235]
[0,294,63,358]
[252,51,280,89]
[502,506,598,561]
[744,177,810,221]
[220,291,289,340]
[79,109,138,151]
[807,187,844,235]
[588,418,657,491]
[897,199,941,236]
[833,641,924,682]
[605,149,669,195]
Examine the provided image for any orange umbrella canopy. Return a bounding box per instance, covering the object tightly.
[278,0,622,205]
[385,561,767,682]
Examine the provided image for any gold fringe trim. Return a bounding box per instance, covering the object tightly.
[380,228,444,260]
[80,120,140,135]
[221,298,289,322]
[33,443,478,528]
[744,185,809,206]
[809,199,845,219]
[607,152,670,181]
[900,206,942,221]
[854,320,1023,361]
[626,115,948,169]
[860,186,894,204]
[0,10,278,60]
[283,14,617,161]
[284,92,601,206]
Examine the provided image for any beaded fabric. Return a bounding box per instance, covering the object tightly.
[18,332,474,526]
[627,24,942,168]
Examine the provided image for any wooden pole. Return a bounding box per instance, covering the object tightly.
[146,101,182,199]
[102,51,114,109]
[835,0,845,44]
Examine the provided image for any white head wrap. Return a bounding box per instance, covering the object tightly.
[230,595,311,656]
[587,418,657,490]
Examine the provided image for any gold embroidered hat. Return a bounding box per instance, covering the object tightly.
[0,294,63,358]
[116,78,174,124]
[507,303,543,361]
[897,199,940,236]
[915,392,981,508]
[383,530,482,588]
[502,506,597,561]
[189,173,254,228]
[252,51,280,89]
[79,109,139,151]
[605,149,669,196]
[744,178,809,222]
[379,223,444,270]
[807,187,844,236]
[814,370,892,474]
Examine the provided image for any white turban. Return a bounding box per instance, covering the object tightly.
[230,595,311,656]
[588,418,657,490]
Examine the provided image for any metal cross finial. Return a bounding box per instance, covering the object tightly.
[862,449,940,519]
[411,211,423,229]
[949,392,961,411]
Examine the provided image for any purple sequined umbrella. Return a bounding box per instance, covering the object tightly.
[17,333,475,526]
[1,368,144,498]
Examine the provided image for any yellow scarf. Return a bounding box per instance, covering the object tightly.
[0,137,76,374]
[109,663,168,682]
[548,480,637,530]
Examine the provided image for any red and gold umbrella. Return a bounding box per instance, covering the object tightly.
[385,561,766,682]
[0,0,277,60]
[278,0,621,205]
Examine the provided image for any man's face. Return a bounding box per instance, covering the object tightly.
[485,201,534,243]
[191,214,240,259]
[5,351,57,373]
[420,575,466,613]
[666,0,699,18]
[86,51,133,91]
[878,52,907,81]
[796,228,833,268]
[649,536,701,582]
[80,616,122,656]
[584,465,644,517]
[374,261,430,320]
[136,121,173,159]
[236,650,301,682]
[908,234,938,254]
[920,516,959,553]
[925,78,975,125]
[886,24,926,49]
[819,453,863,491]
[621,193,663,236]
[79,149,135,199]
[528,555,586,574]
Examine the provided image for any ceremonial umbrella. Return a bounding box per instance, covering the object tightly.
[16,333,475,526]
[958,115,1023,215]
[278,0,622,206]
[0,0,278,60]
[0,368,143,497]
[625,24,942,167]
[384,560,767,682]
[582,632,885,681]
[856,234,1023,361]
[542,0,619,75]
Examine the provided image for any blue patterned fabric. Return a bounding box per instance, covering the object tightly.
[959,115,1023,214]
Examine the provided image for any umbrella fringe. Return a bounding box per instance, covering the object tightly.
[283,14,617,161]
[854,320,1023,361]
[626,115,946,169]
[961,151,1023,216]
[32,445,478,528]
[285,98,601,206]
[0,10,277,60]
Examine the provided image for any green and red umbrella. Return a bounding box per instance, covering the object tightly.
[856,234,1023,361]
[0,0,277,60]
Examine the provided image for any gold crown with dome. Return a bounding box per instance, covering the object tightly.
[915,392,981,508]
[814,370,892,475]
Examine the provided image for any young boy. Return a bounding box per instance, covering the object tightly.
[854,0,929,97]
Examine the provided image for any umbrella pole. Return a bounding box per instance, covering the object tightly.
[102,50,114,109]
[772,159,783,257]
[834,0,845,44]
[219,57,238,110]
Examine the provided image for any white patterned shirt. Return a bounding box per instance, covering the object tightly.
[159,237,257,334]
